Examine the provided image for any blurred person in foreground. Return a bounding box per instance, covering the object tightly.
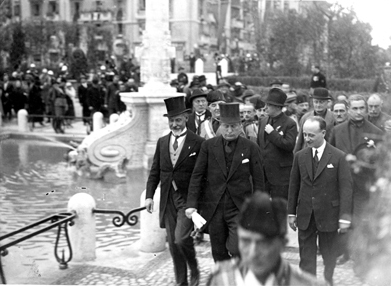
[207,192,327,286]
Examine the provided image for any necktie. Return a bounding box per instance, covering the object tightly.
[224,140,233,153]
[196,113,204,135]
[313,149,319,176]
[173,132,187,151]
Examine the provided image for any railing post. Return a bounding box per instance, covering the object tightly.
[67,193,96,261]
[92,112,105,131]
[109,113,119,125]
[17,109,29,132]
[139,189,166,253]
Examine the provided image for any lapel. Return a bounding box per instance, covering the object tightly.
[227,137,248,181]
[173,131,196,169]
[161,134,173,170]
[213,137,227,177]
[304,148,314,181]
[259,117,268,147]
[314,143,332,181]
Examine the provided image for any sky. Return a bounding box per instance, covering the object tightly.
[328,0,391,49]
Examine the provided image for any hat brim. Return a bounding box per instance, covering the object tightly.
[264,100,284,107]
[163,109,192,117]
[310,95,332,100]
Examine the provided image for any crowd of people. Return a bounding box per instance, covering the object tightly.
[145,70,391,286]
[0,66,139,133]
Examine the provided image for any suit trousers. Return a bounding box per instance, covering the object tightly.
[164,187,198,286]
[208,191,240,262]
[298,212,337,285]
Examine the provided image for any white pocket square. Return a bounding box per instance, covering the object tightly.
[189,152,197,157]
[327,164,334,168]
[242,158,249,164]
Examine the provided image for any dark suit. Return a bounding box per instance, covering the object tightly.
[368,111,391,132]
[187,136,264,261]
[257,112,297,199]
[329,119,383,220]
[294,110,335,153]
[288,142,353,284]
[187,109,211,135]
[146,130,204,285]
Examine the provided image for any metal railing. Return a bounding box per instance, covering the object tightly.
[0,212,76,273]
[93,206,146,227]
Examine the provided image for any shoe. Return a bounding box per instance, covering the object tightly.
[336,254,349,265]
[190,270,200,286]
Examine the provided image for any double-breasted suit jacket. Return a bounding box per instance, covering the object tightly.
[186,136,264,224]
[146,130,205,228]
[288,143,353,232]
[257,113,298,187]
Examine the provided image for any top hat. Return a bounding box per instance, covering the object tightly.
[219,103,241,124]
[311,87,332,100]
[163,96,191,117]
[207,90,226,104]
[264,88,287,107]
[189,88,208,102]
[238,192,287,238]
[297,91,309,104]
[249,95,265,110]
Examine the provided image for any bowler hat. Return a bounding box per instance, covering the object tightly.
[238,192,287,238]
[297,91,309,104]
[207,90,226,104]
[198,75,207,82]
[219,102,241,124]
[249,95,265,110]
[163,96,191,117]
[264,88,287,107]
[311,87,332,100]
[189,88,208,102]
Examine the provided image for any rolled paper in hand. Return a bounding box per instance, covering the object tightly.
[191,212,207,229]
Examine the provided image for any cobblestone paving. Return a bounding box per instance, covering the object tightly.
[50,241,367,286]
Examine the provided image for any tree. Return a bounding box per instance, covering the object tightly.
[10,23,26,70]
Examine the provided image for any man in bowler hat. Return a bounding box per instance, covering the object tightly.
[257,88,298,200]
[187,88,211,135]
[207,192,326,286]
[186,102,264,262]
[145,96,204,286]
[295,87,335,153]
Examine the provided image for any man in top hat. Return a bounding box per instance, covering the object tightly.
[257,88,298,200]
[288,116,352,286]
[186,102,264,262]
[145,96,204,286]
[208,192,326,286]
[296,91,310,122]
[294,87,335,153]
[187,87,212,135]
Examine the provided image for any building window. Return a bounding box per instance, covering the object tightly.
[284,1,289,12]
[14,4,21,17]
[139,0,145,11]
[72,2,81,21]
[31,3,41,17]
[48,1,58,15]
[199,0,204,18]
[96,0,103,11]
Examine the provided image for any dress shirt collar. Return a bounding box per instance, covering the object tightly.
[312,139,326,160]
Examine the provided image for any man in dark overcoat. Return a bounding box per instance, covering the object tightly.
[186,102,264,262]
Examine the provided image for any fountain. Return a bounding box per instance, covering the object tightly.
[73,0,181,177]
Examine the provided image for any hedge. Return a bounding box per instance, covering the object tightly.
[225,76,376,93]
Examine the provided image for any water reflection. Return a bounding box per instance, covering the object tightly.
[0,139,147,262]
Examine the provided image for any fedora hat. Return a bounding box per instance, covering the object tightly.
[189,87,208,102]
[264,88,287,107]
[207,90,226,104]
[219,102,241,124]
[163,96,191,117]
[311,87,332,100]
[238,192,287,238]
[297,91,309,104]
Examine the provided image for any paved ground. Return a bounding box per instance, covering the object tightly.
[1,118,368,285]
